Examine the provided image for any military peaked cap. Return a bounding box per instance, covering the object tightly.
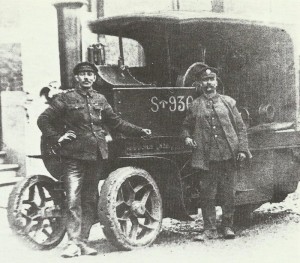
[199,66,218,80]
[73,62,98,75]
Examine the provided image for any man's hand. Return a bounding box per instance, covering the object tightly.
[141,129,152,139]
[237,152,247,162]
[58,130,77,144]
[185,137,197,148]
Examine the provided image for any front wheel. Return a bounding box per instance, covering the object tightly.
[98,167,163,250]
[7,175,66,250]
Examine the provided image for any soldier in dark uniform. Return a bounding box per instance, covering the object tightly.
[37,62,151,257]
[182,66,251,241]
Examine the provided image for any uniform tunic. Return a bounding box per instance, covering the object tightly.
[204,97,233,161]
[38,88,144,160]
[182,93,251,170]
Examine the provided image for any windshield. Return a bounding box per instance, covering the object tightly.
[104,36,145,67]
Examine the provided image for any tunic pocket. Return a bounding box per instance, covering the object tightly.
[67,103,86,121]
[92,103,102,110]
[92,103,103,119]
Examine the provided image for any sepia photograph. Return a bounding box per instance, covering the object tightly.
[0,0,299,262]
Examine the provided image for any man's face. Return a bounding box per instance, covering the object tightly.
[201,76,218,94]
[75,71,96,89]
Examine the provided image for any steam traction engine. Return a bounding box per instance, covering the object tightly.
[7,1,300,250]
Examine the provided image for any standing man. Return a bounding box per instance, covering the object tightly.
[37,62,151,257]
[181,66,251,241]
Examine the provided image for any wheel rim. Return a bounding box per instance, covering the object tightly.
[114,175,162,246]
[13,180,65,246]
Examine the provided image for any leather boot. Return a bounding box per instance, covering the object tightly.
[194,229,219,241]
[61,243,81,258]
[78,242,97,256]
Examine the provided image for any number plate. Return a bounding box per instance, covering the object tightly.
[114,87,196,136]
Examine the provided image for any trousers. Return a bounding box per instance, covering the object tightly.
[199,159,236,230]
[62,157,103,243]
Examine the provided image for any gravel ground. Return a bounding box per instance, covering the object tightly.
[0,183,299,263]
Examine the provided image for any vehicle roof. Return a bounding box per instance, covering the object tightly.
[89,10,287,38]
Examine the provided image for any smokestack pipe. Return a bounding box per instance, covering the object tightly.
[53,0,87,89]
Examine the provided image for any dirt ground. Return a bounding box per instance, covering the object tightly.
[0,183,299,263]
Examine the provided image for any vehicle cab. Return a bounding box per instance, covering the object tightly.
[87,10,300,217]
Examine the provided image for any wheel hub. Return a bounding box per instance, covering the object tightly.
[131,201,146,216]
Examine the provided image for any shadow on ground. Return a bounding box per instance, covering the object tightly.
[152,208,300,246]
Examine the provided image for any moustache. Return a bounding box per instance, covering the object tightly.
[204,84,216,89]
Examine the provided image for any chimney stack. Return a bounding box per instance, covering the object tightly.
[53,0,87,89]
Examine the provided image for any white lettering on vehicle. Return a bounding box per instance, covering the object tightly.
[150,96,194,112]
[150,96,159,112]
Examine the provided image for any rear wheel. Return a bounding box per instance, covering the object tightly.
[98,167,162,250]
[7,175,66,250]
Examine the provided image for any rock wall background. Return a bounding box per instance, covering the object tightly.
[0,0,22,92]
[0,43,23,91]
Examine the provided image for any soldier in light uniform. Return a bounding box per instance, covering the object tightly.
[182,66,251,241]
[38,62,151,257]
